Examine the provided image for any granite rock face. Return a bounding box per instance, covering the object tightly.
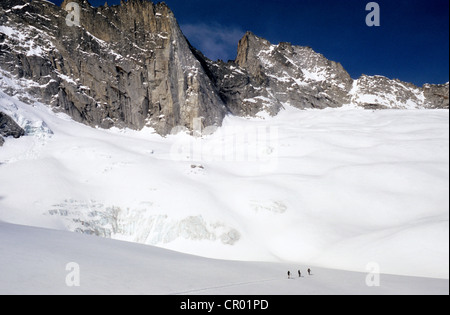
[0,0,448,137]
[0,0,227,134]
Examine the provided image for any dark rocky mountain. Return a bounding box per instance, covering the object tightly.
[0,0,448,136]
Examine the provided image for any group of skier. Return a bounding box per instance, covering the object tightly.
[287,268,311,279]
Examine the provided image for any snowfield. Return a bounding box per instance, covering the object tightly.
[0,87,449,294]
[0,222,448,295]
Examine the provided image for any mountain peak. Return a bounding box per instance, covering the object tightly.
[236,31,271,69]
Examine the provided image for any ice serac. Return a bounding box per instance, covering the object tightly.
[0,0,226,134]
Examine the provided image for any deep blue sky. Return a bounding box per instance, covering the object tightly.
[49,0,449,86]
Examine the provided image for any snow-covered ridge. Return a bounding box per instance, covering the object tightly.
[349,75,427,109]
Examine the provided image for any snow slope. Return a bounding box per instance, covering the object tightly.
[0,222,447,295]
[0,87,449,281]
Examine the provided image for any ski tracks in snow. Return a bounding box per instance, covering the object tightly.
[168,277,281,295]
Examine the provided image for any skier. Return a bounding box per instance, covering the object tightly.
[287,271,291,279]
[298,270,301,278]
[308,268,311,276]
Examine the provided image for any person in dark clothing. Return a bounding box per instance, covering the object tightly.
[298,270,302,278]
[287,271,291,279]
[308,268,311,276]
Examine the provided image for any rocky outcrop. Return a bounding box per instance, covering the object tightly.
[0,111,25,145]
[349,75,423,109]
[348,75,450,109]
[423,83,449,109]
[0,0,448,138]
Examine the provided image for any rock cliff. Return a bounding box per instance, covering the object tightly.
[0,0,227,134]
